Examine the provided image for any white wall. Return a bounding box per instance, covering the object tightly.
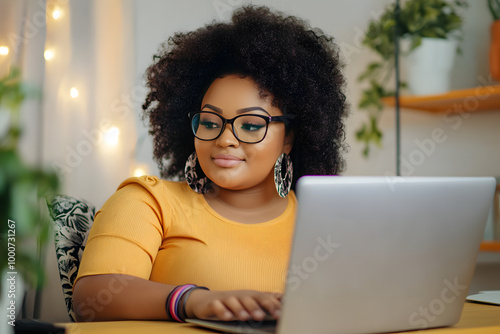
[12,0,137,322]
[133,0,500,180]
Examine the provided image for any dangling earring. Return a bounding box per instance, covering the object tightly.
[184,152,211,194]
[274,153,293,198]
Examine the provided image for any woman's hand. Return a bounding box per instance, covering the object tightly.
[185,289,282,321]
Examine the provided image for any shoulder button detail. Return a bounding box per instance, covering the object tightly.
[141,175,159,186]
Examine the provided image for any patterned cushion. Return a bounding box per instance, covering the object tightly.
[47,195,95,322]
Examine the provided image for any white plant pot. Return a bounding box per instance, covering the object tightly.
[404,37,458,96]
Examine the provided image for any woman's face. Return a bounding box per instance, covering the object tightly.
[194,74,293,192]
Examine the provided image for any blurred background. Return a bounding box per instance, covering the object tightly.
[1,0,499,322]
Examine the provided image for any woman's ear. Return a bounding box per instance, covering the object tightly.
[283,131,294,155]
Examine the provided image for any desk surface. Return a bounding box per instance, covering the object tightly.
[61,302,500,334]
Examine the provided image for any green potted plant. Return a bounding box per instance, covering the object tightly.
[356,0,467,157]
[0,67,59,329]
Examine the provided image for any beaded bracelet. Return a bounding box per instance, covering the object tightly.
[165,284,209,322]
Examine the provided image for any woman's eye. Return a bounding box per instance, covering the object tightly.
[241,123,265,131]
[200,121,220,129]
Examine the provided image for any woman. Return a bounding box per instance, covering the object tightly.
[73,5,348,323]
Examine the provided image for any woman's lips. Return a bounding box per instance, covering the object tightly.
[212,154,244,167]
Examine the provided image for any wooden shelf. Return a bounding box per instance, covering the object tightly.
[480,241,500,252]
[381,85,500,112]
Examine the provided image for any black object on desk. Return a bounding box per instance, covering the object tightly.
[14,319,66,334]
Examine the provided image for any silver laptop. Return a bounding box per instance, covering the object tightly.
[187,176,496,334]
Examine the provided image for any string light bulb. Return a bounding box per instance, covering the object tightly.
[70,87,79,98]
[0,46,9,56]
[44,49,54,60]
[133,166,148,177]
[103,127,120,146]
[52,9,62,20]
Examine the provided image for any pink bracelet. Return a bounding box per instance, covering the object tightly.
[166,284,195,322]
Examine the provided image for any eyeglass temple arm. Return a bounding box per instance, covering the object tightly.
[271,114,295,124]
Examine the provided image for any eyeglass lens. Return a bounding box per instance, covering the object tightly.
[191,112,268,143]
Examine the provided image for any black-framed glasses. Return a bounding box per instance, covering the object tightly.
[188,111,294,144]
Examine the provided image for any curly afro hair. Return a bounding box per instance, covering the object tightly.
[142,5,349,189]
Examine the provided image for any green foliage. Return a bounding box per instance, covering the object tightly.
[356,0,467,157]
[0,68,59,289]
[489,0,500,20]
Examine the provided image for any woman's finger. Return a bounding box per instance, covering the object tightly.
[273,293,283,301]
[210,298,235,321]
[221,296,251,321]
[256,294,281,318]
[239,295,267,321]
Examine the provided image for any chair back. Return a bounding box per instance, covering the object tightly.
[47,195,95,322]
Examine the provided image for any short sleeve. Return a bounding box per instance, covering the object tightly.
[76,176,169,283]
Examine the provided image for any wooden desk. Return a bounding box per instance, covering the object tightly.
[403,302,500,334]
[61,302,500,334]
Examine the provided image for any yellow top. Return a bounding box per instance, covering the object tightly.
[76,175,297,293]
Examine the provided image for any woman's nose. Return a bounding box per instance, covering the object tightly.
[216,124,239,147]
